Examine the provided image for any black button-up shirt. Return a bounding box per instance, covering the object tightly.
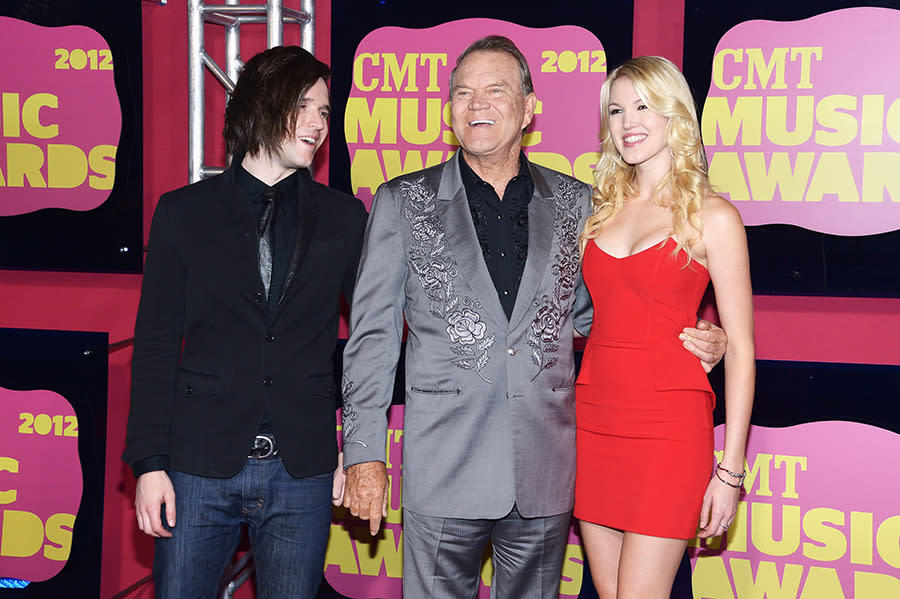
[236,162,301,437]
[236,162,300,313]
[459,152,534,319]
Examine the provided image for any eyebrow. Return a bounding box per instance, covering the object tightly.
[301,96,330,111]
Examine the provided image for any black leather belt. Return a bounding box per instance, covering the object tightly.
[248,434,278,459]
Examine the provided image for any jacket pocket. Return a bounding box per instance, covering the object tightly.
[175,368,223,398]
[409,386,460,395]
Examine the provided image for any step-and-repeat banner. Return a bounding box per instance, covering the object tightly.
[0,2,142,273]
[0,329,108,598]
[686,2,900,297]
[326,3,900,599]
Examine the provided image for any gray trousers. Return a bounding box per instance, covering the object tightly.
[402,505,572,599]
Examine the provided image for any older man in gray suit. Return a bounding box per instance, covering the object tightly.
[341,36,724,598]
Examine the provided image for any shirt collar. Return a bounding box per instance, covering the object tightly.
[235,160,302,203]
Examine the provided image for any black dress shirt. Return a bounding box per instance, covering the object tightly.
[459,152,534,319]
[236,162,300,314]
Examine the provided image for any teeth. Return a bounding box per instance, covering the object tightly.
[624,134,646,143]
[469,119,495,126]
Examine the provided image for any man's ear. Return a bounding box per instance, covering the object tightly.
[522,92,537,130]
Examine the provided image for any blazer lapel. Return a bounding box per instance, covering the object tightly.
[275,169,318,312]
[508,162,556,328]
[438,154,508,326]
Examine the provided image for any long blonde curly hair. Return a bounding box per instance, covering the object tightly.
[579,56,710,262]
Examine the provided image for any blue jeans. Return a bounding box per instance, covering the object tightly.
[153,458,333,599]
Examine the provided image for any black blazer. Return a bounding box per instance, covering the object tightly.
[123,164,367,479]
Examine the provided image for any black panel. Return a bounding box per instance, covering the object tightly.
[0,328,108,598]
[0,1,143,273]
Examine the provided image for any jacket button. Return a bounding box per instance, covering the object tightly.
[507,348,516,355]
[265,334,276,342]
[263,377,273,387]
[254,292,264,303]
[184,385,193,395]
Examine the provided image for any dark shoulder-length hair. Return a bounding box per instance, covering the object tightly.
[223,45,330,158]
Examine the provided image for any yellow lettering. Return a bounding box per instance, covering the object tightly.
[691,555,736,598]
[22,93,58,139]
[6,142,47,187]
[558,543,585,596]
[745,47,789,90]
[324,523,359,574]
[789,47,823,90]
[0,457,18,505]
[2,92,21,137]
[385,474,402,524]
[708,152,750,202]
[850,511,874,566]
[730,558,803,599]
[802,507,846,561]
[89,144,116,190]
[0,509,44,557]
[43,512,74,561]
[745,152,814,202]
[356,526,402,577]
[573,151,601,186]
[712,49,743,91]
[876,515,900,568]
[399,98,442,145]
[885,97,900,144]
[774,454,806,499]
[815,95,858,146]
[745,453,773,496]
[47,143,87,188]
[861,152,900,202]
[855,571,900,599]
[799,566,846,599]
[350,149,385,196]
[353,53,379,92]
[381,53,420,92]
[860,95,885,146]
[765,96,813,146]
[702,96,763,146]
[345,97,397,144]
[382,149,447,180]
[751,503,801,556]
[419,53,447,93]
[527,152,572,177]
[806,153,859,203]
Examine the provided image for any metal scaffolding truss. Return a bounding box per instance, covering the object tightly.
[188,0,314,182]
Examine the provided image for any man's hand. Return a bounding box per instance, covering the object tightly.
[135,470,175,538]
[343,461,388,536]
[333,452,347,506]
[681,319,727,373]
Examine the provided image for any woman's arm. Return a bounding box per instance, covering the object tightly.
[695,194,756,538]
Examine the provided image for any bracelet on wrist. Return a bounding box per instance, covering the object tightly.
[715,469,742,488]
[716,463,746,480]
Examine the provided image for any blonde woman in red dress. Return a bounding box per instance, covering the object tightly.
[575,56,755,599]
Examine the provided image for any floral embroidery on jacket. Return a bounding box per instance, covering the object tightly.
[527,176,583,381]
[401,177,494,383]
[340,375,362,443]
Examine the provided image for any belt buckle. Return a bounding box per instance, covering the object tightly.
[249,434,277,459]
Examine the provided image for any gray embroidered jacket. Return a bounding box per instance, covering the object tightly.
[342,152,592,519]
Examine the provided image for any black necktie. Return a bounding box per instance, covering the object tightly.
[258,187,282,300]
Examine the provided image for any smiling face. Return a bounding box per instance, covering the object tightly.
[449,50,536,165]
[607,76,671,173]
[273,77,330,171]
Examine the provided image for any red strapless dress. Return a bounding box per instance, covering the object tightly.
[575,238,714,539]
